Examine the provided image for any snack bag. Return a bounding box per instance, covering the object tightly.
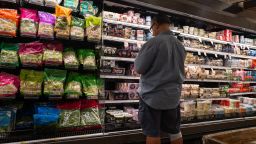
[44,69,67,98]
[55,5,72,39]
[0,9,18,37]
[63,47,79,69]
[20,69,44,98]
[80,0,98,16]
[43,42,63,66]
[38,11,55,39]
[57,101,81,128]
[70,16,85,40]
[0,43,19,68]
[78,49,96,70]
[80,100,101,128]
[20,8,38,37]
[65,72,82,99]
[64,0,79,11]
[19,42,44,67]
[81,75,98,99]
[0,110,12,132]
[85,16,102,42]
[28,0,44,6]
[45,0,61,7]
[0,72,20,98]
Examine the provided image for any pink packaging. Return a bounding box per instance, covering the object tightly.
[20,8,39,37]
[224,29,232,42]
[38,11,56,39]
[0,72,20,97]
[127,10,134,17]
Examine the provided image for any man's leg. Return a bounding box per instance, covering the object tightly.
[146,136,161,144]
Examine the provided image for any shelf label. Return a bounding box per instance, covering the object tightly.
[215,54,218,58]
[229,55,232,59]
[199,38,202,43]
[224,55,227,59]
[210,40,213,45]
[204,52,207,56]
[198,51,201,55]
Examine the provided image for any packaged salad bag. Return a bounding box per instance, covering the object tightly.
[78,49,96,70]
[55,5,72,39]
[43,42,63,66]
[64,0,79,11]
[81,75,98,99]
[85,16,102,42]
[80,0,98,16]
[0,110,12,132]
[0,9,18,37]
[20,69,44,98]
[63,47,79,69]
[70,16,85,40]
[57,101,81,128]
[44,69,67,98]
[0,42,19,68]
[38,11,55,39]
[20,8,39,37]
[0,72,20,98]
[65,72,82,99]
[19,42,44,67]
[80,100,101,128]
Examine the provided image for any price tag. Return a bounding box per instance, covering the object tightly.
[204,52,207,56]
[215,54,218,58]
[211,68,213,71]
[229,55,232,59]
[199,38,202,43]
[210,40,213,45]
[198,51,201,55]
[224,55,227,59]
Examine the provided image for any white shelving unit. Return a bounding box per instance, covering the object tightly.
[100,75,140,80]
[229,92,256,96]
[99,100,140,104]
[103,35,146,44]
[103,19,150,29]
[101,56,135,62]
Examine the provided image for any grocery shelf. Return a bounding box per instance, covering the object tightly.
[229,92,256,96]
[99,100,139,104]
[101,56,136,62]
[185,64,230,70]
[103,19,150,29]
[185,79,256,83]
[100,75,140,80]
[181,98,228,101]
[173,30,256,49]
[103,35,146,44]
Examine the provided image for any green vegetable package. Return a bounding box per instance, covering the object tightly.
[0,43,19,68]
[78,49,96,70]
[81,75,98,99]
[65,72,82,99]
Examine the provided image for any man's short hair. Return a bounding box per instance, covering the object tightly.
[153,14,171,25]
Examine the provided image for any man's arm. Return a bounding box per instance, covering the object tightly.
[135,39,158,74]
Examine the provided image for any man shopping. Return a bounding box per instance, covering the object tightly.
[135,14,186,144]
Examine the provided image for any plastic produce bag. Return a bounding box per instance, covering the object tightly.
[65,72,82,99]
[0,110,12,132]
[78,49,96,69]
[55,5,72,39]
[20,8,38,37]
[0,43,19,68]
[57,101,81,128]
[81,75,98,99]
[43,42,63,66]
[85,16,102,42]
[28,0,44,6]
[80,0,98,16]
[33,114,59,133]
[20,70,44,98]
[64,0,79,11]
[80,100,101,127]
[0,9,18,37]
[70,16,85,40]
[44,69,67,98]
[19,42,44,67]
[0,72,20,98]
[38,11,55,39]
[45,0,62,7]
[63,47,79,69]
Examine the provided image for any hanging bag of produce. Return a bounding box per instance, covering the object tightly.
[44,69,67,98]
[81,75,98,99]
[0,43,19,68]
[85,16,102,42]
[0,72,20,98]
[38,11,55,39]
[0,9,18,37]
[20,8,38,37]
[55,5,72,39]
[78,49,96,70]
[80,100,101,128]
[19,41,44,67]
[63,47,79,69]
[64,0,79,11]
[65,72,82,99]
[43,42,63,66]
[70,16,85,40]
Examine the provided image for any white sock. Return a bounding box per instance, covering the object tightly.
[170,132,182,141]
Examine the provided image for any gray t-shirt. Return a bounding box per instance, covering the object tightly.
[135,31,186,110]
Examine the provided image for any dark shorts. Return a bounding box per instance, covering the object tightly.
[139,99,181,137]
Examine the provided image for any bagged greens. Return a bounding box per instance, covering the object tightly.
[57,101,81,128]
[80,0,98,16]
[70,16,85,40]
[55,5,72,39]
[0,110,12,132]
[81,75,98,99]
[0,9,18,37]
[80,100,101,127]
[78,49,96,70]
[85,16,102,42]
[20,8,38,37]
[20,69,44,98]
[65,72,82,99]
[43,42,63,66]
[44,69,67,98]
[19,42,44,67]
[64,0,79,11]
[38,11,55,39]
[0,42,19,68]
[0,72,20,98]
[63,47,79,69]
